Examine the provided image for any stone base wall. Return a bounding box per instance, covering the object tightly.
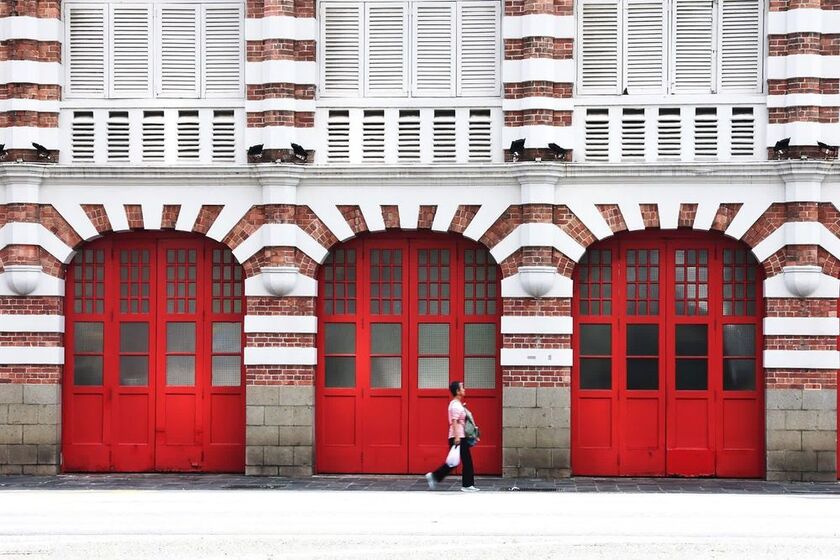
[502,387,570,478]
[767,389,837,482]
[245,386,314,476]
[0,384,60,475]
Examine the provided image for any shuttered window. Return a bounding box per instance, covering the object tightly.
[323,4,363,96]
[719,0,761,91]
[365,4,407,96]
[111,5,152,97]
[203,5,244,97]
[67,6,107,97]
[624,0,665,93]
[157,5,199,97]
[457,2,500,96]
[412,3,456,96]
[579,1,620,93]
[672,0,714,92]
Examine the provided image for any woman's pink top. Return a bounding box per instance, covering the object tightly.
[448,399,466,438]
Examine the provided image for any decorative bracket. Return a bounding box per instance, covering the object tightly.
[261,266,300,297]
[4,264,43,295]
[782,265,822,298]
[517,265,558,298]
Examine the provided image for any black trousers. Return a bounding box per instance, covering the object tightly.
[431,438,474,488]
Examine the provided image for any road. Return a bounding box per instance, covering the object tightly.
[0,489,839,559]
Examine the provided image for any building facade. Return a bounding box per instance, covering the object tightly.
[0,0,838,481]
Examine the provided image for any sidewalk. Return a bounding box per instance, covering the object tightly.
[1,473,839,493]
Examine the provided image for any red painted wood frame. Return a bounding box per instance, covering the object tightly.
[316,233,502,474]
[62,233,245,473]
[572,231,764,477]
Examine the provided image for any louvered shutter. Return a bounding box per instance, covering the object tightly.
[67,5,107,97]
[322,3,362,96]
[579,0,620,94]
[203,4,243,97]
[157,4,200,97]
[365,3,407,96]
[623,0,665,93]
[672,0,714,93]
[719,0,761,91]
[412,3,456,97]
[110,5,152,98]
[457,2,500,96]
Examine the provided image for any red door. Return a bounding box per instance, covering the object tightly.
[316,234,502,474]
[63,234,245,472]
[572,232,764,477]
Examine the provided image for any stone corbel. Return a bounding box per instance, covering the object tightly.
[517,265,558,298]
[261,266,300,297]
[4,264,43,295]
[782,265,822,298]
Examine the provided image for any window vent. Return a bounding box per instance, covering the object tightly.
[159,6,199,96]
[107,111,130,162]
[694,107,718,159]
[621,108,645,161]
[212,110,235,162]
[398,110,421,162]
[362,110,385,162]
[672,0,714,92]
[720,0,761,91]
[730,107,755,158]
[177,110,200,160]
[111,5,151,97]
[625,1,665,92]
[67,6,106,96]
[468,109,492,162]
[585,108,610,162]
[327,110,351,162]
[71,111,95,162]
[203,6,243,95]
[142,111,165,162]
[433,109,457,162]
[322,5,362,95]
[657,108,681,160]
[413,4,455,96]
[366,4,406,95]
[580,2,619,92]
[458,3,499,95]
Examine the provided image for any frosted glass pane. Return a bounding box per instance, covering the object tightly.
[120,323,148,353]
[371,357,401,388]
[167,356,195,386]
[120,356,148,386]
[580,324,611,356]
[418,357,449,388]
[723,324,755,356]
[326,356,355,387]
[213,322,241,353]
[465,324,495,356]
[419,324,449,355]
[371,324,401,354]
[326,323,355,354]
[74,356,103,386]
[676,325,707,356]
[74,322,103,353]
[465,357,495,388]
[212,356,241,386]
[167,322,195,352]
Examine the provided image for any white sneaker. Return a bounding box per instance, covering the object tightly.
[425,472,437,490]
[460,486,480,492]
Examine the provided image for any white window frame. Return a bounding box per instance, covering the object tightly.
[363,2,410,97]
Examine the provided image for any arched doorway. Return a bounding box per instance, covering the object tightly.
[316,233,502,474]
[62,233,245,472]
[572,231,764,477]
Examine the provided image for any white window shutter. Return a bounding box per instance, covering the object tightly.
[107,111,130,162]
[327,110,351,162]
[719,0,761,92]
[212,110,236,161]
[432,109,456,161]
[672,0,714,93]
[365,3,407,96]
[71,111,96,162]
[67,5,107,98]
[322,3,362,96]
[110,5,152,97]
[142,111,165,162]
[177,110,200,160]
[457,2,500,96]
[203,4,244,97]
[623,0,665,93]
[362,110,386,162]
[579,0,620,94]
[157,4,200,97]
[412,3,456,97]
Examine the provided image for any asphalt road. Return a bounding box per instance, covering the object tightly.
[1,489,839,559]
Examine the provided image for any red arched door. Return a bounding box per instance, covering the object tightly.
[63,234,245,472]
[316,233,502,474]
[572,232,764,477]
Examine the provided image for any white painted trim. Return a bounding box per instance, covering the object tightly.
[0,16,62,42]
[245,15,317,42]
[431,202,460,233]
[501,272,572,298]
[206,202,252,242]
[502,97,575,112]
[245,60,318,86]
[501,59,575,84]
[618,202,644,231]
[501,315,572,335]
[565,202,613,241]
[500,347,572,367]
[244,315,318,334]
[763,350,839,370]
[763,317,839,337]
[244,273,317,297]
[359,203,386,232]
[692,202,719,232]
[767,93,840,108]
[766,55,840,81]
[0,315,65,333]
[175,203,203,233]
[51,202,100,242]
[141,202,164,231]
[462,202,510,243]
[490,223,585,264]
[752,222,840,264]
[245,98,318,113]
[0,222,74,263]
[764,273,839,299]
[243,126,318,148]
[398,203,420,230]
[103,203,130,232]
[243,346,317,366]
[767,9,840,35]
[307,202,355,243]
[0,61,62,85]
[0,346,64,365]
[0,271,64,296]
[0,127,60,150]
[0,99,60,113]
[724,201,772,243]
[502,14,574,40]
[502,125,575,148]
[766,122,840,147]
[233,223,329,264]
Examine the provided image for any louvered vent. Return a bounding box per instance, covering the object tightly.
[177,110,200,160]
[433,110,457,162]
[673,0,714,92]
[366,5,406,95]
[414,4,455,96]
[142,111,165,161]
[458,3,499,95]
[212,110,236,162]
[71,111,95,162]
[657,108,681,160]
[621,108,646,161]
[327,110,351,162]
[585,108,610,162]
[625,1,665,92]
[398,110,421,162]
[111,6,151,96]
[730,107,755,158]
[694,108,718,159]
[323,5,361,95]
[159,6,199,96]
[468,109,492,162]
[204,6,243,95]
[67,6,106,96]
[720,0,761,91]
[580,2,619,92]
[362,110,385,162]
[107,111,130,162]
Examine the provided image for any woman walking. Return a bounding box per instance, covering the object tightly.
[425,380,480,492]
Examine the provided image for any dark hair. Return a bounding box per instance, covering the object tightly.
[449,381,463,397]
